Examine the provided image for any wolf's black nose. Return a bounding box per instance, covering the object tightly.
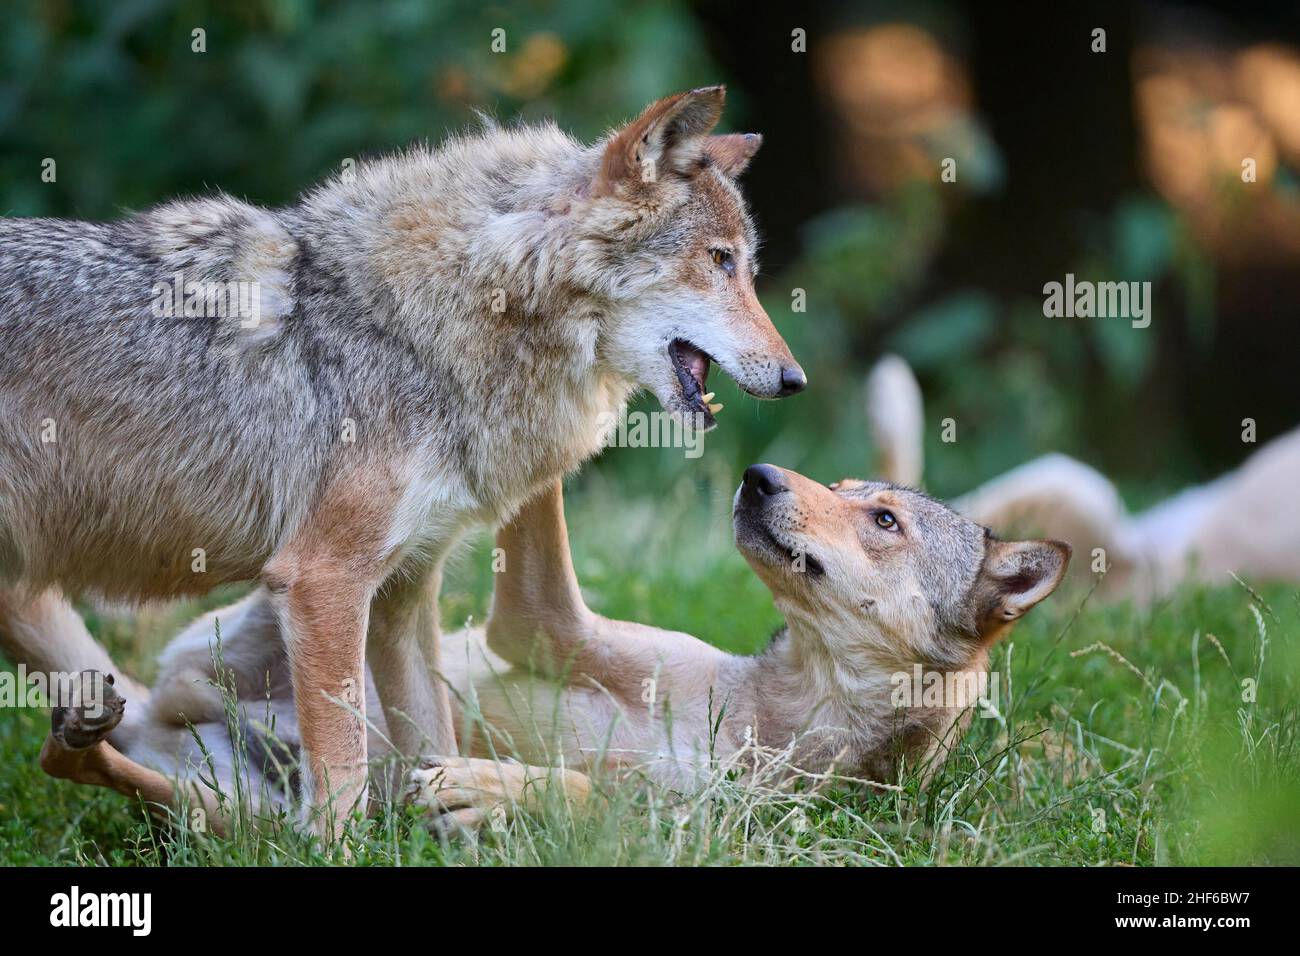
[778,365,807,397]
[742,463,788,500]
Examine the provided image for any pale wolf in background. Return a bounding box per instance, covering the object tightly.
[865,355,1300,601]
[25,469,1067,833]
[0,86,806,836]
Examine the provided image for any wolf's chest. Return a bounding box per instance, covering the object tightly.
[380,379,630,559]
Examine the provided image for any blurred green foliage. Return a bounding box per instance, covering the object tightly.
[0,0,719,216]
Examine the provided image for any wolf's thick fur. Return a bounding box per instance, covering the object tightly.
[0,87,804,834]
[22,470,1067,831]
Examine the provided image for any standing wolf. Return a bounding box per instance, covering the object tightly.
[0,86,805,836]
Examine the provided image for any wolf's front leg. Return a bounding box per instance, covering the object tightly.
[484,480,704,704]
[485,480,595,675]
[368,565,456,763]
[264,468,418,842]
[267,559,374,842]
[405,756,592,835]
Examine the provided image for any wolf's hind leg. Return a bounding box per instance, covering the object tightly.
[148,588,287,727]
[49,670,127,749]
[0,587,151,706]
[39,669,230,836]
[951,454,1132,561]
[0,587,152,750]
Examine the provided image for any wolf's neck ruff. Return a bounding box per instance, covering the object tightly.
[280,132,650,528]
[735,613,993,777]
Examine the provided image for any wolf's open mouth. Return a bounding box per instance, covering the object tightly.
[669,338,723,423]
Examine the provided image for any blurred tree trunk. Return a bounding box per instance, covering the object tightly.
[690,3,841,275]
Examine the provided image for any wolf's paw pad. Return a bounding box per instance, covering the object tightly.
[50,671,126,749]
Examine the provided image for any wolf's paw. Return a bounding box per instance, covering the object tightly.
[403,755,591,838]
[50,670,126,750]
[403,756,517,836]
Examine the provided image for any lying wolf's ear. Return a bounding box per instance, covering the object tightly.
[704,133,762,178]
[975,538,1071,635]
[593,86,726,196]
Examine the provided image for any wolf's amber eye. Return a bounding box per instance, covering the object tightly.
[875,510,898,531]
[709,248,736,275]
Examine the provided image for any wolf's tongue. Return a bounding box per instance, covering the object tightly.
[683,346,710,390]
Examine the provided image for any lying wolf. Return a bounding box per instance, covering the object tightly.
[0,87,806,837]
[28,469,1068,833]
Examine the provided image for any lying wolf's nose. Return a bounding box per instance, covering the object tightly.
[742,463,788,499]
[778,365,807,397]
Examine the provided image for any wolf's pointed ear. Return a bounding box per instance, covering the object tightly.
[975,538,1071,636]
[704,133,762,178]
[593,86,726,197]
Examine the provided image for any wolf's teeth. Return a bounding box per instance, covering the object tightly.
[701,392,715,404]
[708,402,724,414]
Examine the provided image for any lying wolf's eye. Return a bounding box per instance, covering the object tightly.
[875,510,899,531]
[709,248,736,275]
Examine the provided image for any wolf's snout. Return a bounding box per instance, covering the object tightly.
[741,463,788,503]
[778,364,807,397]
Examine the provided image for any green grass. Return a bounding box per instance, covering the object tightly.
[2,468,1297,866]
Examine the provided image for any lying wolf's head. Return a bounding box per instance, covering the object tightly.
[732,464,1070,669]
[582,87,805,430]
